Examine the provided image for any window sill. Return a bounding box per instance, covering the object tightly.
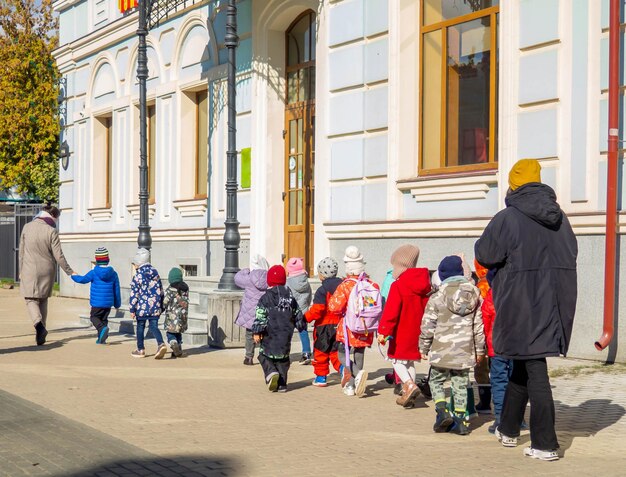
[126,203,156,220]
[397,170,498,202]
[173,198,207,218]
[87,207,113,222]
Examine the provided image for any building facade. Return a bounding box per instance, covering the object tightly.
[53,0,625,361]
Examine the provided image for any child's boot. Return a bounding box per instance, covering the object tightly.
[476,385,492,414]
[488,416,500,434]
[466,386,478,420]
[313,375,328,387]
[451,412,470,436]
[417,377,432,400]
[433,402,454,433]
[396,381,420,408]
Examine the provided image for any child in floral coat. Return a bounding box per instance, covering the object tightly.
[163,267,189,358]
[129,248,166,359]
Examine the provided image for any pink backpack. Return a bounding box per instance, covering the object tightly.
[342,273,382,369]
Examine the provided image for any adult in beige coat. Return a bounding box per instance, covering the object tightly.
[19,205,74,345]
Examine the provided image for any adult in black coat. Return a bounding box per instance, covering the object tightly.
[475,159,578,460]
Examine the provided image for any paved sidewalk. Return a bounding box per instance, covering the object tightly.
[0,289,625,476]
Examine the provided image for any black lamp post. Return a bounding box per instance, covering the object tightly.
[133,1,240,280]
[137,1,151,250]
[217,0,241,290]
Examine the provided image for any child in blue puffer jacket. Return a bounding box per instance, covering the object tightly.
[129,248,166,359]
[72,247,121,344]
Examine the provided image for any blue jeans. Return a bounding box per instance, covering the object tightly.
[136,317,164,351]
[298,329,311,355]
[166,332,182,346]
[490,356,513,419]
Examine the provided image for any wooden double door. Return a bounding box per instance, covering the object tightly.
[284,104,315,273]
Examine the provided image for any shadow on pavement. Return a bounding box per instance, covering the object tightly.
[0,328,105,355]
[555,398,626,455]
[54,455,238,477]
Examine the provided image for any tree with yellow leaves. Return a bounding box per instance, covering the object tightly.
[0,0,60,202]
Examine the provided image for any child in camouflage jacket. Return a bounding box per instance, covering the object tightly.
[419,255,485,436]
[163,267,189,358]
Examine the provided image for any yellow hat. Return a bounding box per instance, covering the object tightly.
[508,159,542,191]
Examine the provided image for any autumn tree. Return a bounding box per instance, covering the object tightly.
[0,0,60,202]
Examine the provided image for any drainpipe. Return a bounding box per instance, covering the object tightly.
[595,0,620,351]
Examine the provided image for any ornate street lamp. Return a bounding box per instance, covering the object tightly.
[130,1,241,284]
[217,0,241,290]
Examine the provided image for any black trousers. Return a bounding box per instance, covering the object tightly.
[90,307,111,334]
[258,354,290,387]
[500,358,559,451]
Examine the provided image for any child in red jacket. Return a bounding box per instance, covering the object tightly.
[304,257,343,387]
[378,244,431,408]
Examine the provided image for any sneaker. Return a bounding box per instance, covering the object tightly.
[131,349,146,358]
[170,352,177,359]
[154,344,167,360]
[523,447,559,462]
[243,357,254,366]
[340,366,352,389]
[170,340,183,357]
[299,353,312,365]
[98,326,109,345]
[343,385,356,396]
[451,413,470,436]
[354,370,368,397]
[495,427,518,447]
[313,375,328,387]
[277,386,288,393]
[488,419,500,435]
[433,405,454,433]
[267,372,280,392]
[35,322,48,346]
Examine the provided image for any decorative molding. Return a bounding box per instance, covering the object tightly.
[87,207,113,222]
[126,203,156,220]
[397,173,499,202]
[59,226,251,243]
[323,213,626,239]
[173,198,208,217]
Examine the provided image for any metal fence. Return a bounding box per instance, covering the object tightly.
[0,204,44,281]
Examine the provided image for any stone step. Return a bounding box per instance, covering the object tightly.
[79,314,210,347]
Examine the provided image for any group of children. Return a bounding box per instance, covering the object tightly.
[236,244,511,438]
[73,243,511,437]
[72,247,189,359]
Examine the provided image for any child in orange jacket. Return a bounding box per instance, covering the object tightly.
[304,258,343,387]
[328,246,379,398]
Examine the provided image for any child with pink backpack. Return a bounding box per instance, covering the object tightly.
[328,246,382,397]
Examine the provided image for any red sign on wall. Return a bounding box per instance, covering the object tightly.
[119,0,138,13]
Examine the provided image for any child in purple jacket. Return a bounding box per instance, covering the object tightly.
[235,255,269,365]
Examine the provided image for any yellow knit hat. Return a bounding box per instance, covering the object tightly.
[508,159,542,191]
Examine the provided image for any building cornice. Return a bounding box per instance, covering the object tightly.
[59,226,251,243]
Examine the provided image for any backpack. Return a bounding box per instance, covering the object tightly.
[344,273,383,334]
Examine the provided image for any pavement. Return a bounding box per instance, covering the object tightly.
[0,288,625,476]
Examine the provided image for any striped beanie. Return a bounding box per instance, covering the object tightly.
[95,247,109,265]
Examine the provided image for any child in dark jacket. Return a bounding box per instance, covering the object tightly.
[304,257,343,387]
[72,247,121,344]
[378,244,431,408]
[253,265,306,392]
[129,248,166,359]
[163,267,189,359]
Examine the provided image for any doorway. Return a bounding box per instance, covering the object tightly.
[284,11,316,273]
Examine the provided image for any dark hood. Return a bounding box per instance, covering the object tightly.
[93,266,116,282]
[321,277,342,296]
[505,183,563,229]
[170,281,189,293]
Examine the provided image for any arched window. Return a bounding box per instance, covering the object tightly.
[286,11,316,104]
